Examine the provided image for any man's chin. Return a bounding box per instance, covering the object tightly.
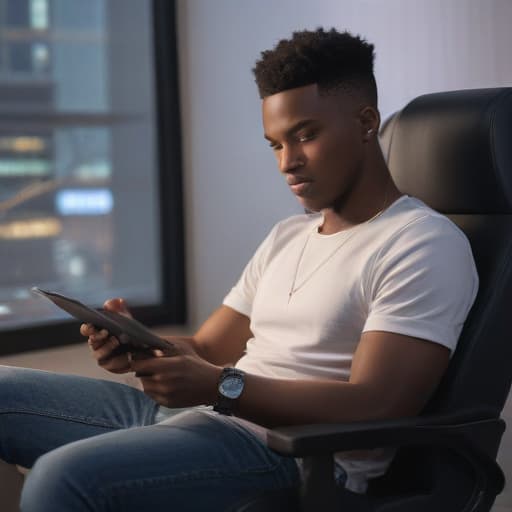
[297,196,322,213]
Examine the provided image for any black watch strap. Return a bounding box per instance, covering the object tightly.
[213,394,235,415]
[213,367,245,416]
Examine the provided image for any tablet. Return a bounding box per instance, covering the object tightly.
[31,287,171,351]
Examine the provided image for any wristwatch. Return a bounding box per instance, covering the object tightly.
[213,367,245,415]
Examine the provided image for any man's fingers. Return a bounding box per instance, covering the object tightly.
[131,349,156,361]
[83,321,111,351]
[131,356,172,374]
[93,336,123,362]
[89,329,110,344]
[103,297,132,318]
[80,323,99,337]
[101,357,133,374]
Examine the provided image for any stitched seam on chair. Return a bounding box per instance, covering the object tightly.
[0,409,124,429]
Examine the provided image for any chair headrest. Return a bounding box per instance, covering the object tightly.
[381,88,512,214]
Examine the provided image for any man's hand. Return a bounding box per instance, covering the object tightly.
[81,297,135,374]
[130,338,223,408]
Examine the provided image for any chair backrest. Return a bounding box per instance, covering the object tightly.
[380,88,512,418]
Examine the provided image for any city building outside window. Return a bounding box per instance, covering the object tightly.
[0,0,185,354]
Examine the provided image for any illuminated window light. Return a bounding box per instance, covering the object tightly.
[32,43,50,73]
[0,305,12,315]
[56,189,114,216]
[0,137,46,153]
[30,0,49,30]
[75,161,111,180]
[0,159,51,176]
[0,217,62,239]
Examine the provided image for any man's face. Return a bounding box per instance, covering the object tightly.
[262,83,366,212]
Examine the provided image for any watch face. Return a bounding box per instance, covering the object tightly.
[219,375,244,399]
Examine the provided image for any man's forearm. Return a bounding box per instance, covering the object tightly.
[161,306,251,367]
[154,337,389,425]
[233,333,449,428]
[234,374,398,428]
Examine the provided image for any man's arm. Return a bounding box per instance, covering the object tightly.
[232,331,450,427]
[86,302,450,427]
[131,329,450,427]
[167,305,252,366]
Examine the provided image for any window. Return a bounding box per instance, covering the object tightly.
[0,0,185,355]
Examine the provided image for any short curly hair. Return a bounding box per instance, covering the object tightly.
[253,28,377,105]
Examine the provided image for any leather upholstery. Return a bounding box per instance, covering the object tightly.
[384,88,512,213]
[382,88,512,418]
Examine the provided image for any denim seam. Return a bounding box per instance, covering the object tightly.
[96,457,292,504]
[0,409,125,430]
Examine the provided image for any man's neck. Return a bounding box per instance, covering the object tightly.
[318,177,402,235]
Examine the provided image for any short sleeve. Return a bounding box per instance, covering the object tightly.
[222,222,280,317]
[362,216,479,352]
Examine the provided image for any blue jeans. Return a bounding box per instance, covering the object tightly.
[0,365,301,511]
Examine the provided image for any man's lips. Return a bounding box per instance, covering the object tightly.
[287,176,312,195]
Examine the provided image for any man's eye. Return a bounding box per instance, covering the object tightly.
[298,133,315,143]
[269,142,282,150]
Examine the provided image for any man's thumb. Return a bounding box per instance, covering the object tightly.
[104,297,132,317]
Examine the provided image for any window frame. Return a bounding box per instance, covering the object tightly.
[0,0,186,356]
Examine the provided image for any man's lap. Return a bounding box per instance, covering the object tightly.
[0,366,301,511]
[0,364,158,467]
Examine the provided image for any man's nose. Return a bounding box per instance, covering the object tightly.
[278,146,304,173]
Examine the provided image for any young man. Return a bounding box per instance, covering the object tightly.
[0,28,477,511]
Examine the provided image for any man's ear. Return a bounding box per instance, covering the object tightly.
[359,106,380,141]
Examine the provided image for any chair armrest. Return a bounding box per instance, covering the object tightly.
[267,409,503,456]
[267,408,506,498]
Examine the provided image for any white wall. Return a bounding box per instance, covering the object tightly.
[176,1,512,509]
[177,0,512,325]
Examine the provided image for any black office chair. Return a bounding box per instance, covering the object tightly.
[234,88,512,512]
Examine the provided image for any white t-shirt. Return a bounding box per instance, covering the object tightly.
[221,195,478,493]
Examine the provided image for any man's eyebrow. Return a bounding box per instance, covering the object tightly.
[264,119,318,141]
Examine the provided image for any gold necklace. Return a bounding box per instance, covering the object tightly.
[288,199,390,303]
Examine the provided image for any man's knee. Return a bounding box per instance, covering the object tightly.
[20,445,100,512]
[0,366,44,408]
